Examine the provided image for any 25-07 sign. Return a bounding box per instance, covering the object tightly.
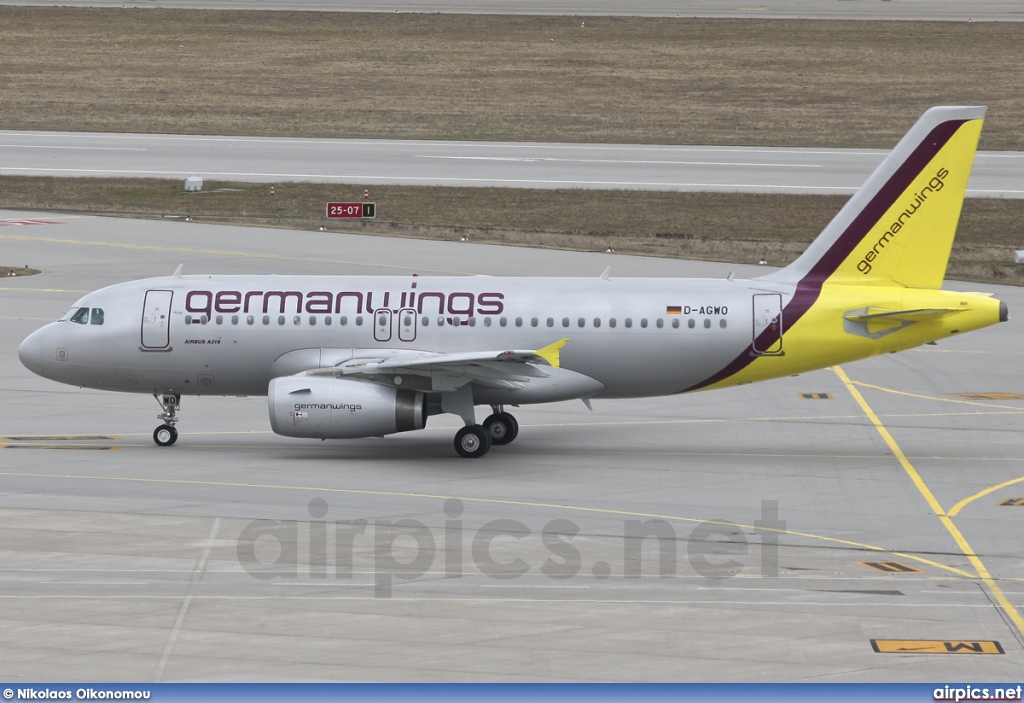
[326,202,376,219]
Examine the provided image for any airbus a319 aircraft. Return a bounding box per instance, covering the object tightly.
[19,107,1007,457]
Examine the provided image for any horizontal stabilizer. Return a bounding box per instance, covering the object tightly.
[844,307,963,323]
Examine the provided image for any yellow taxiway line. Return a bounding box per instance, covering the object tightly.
[834,365,1024,639]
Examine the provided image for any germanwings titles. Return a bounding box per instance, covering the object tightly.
[19,107,1007,457]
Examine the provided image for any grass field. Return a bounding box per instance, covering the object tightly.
[1,8,1022,282]
[1,8,1023,149]
[4,176,1022,284]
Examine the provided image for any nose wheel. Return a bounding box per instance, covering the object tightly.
[152,392,181,447]
[154,424,178,446]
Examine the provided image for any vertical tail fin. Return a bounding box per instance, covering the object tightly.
[761,106,985,289]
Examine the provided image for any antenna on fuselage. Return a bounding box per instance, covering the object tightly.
[600,266,611,280]
[172,264,184,277]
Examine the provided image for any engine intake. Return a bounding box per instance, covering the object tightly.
[269,377,425,439]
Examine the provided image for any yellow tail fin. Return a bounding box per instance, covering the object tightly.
[763,106,985,290]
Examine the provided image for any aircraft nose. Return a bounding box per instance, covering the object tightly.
[19,328,45,376]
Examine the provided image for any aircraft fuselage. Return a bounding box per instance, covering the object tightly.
[19,274,1000,402]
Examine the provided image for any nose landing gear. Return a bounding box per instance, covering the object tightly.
[153,392,180,446]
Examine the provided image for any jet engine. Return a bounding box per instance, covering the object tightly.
[269,376,425,439]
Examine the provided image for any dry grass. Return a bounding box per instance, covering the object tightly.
[3,8,1023,283]
[4,175,1023,284]
[1,8,1022,148]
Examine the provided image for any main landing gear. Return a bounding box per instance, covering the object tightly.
[153,392,180,447]
[453,406,520,458]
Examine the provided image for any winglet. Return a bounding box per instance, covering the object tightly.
[535,338,569,368]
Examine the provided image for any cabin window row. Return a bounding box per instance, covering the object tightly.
[188,313,728,330]
[466,316,727,330]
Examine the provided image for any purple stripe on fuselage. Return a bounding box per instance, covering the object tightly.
[681,119,968,393]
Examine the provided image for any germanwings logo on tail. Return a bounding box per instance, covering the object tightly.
[856,167,949,275]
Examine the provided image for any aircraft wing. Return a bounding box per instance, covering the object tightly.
[303,338,570,392]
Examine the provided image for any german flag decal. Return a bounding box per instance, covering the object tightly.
[666,306,682,315]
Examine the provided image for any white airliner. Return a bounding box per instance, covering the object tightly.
[19,107,1007,457]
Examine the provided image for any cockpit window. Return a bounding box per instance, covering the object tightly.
[65,307,90,325]
[60,306,103,325]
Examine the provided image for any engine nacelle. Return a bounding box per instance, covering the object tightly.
[269,376,425,439]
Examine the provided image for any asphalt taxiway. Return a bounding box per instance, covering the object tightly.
[2,132,1021,198]
[1,0,1021,21]
[1,210,1023,681]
